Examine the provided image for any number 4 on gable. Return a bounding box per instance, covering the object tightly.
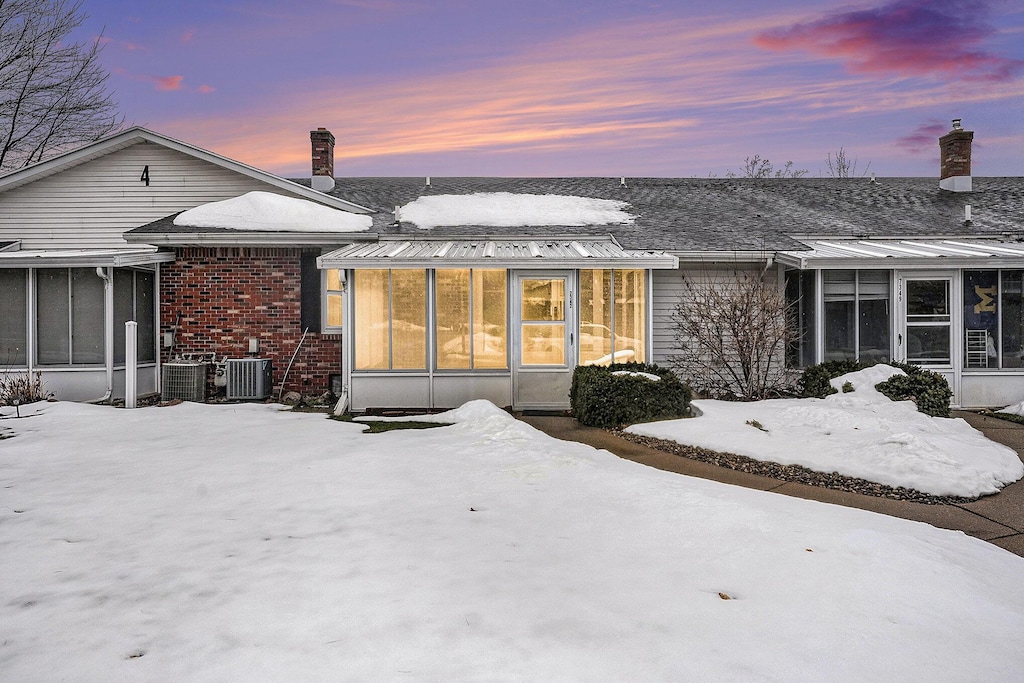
[140,165,150,186]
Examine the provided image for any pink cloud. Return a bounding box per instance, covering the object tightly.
[197,84,216,94]
[154,75,184,91]
[896,120,948,152]
[755,0,1023,82]
[182,28,196,43]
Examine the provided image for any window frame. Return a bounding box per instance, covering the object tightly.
[434,268,508,371]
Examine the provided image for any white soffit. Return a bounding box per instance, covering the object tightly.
[318,239,679,270]
[0,247,174,267]
[778,239,1024,269]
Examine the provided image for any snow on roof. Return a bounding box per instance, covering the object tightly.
[174,191,372,232]
[399,192,635,229]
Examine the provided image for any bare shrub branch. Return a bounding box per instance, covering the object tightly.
[825,147,871,178]
[669,270,795,400]
[726,154,808,179]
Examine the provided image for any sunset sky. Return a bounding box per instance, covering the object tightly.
[79,0,1024,178]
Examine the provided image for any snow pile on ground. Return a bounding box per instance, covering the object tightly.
[174,191,372,232]
[2,400,1024,680]
[399,192,634,229]
[1000,400,1024,416]
[627,365,1024,498]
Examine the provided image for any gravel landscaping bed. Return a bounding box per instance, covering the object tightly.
[618,431,979,505]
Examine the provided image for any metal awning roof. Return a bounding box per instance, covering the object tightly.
[318,238,679,270]
[0,247,175,267]
[778,238,1024,269]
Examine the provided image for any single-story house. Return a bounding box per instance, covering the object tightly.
[2,122,1023,410]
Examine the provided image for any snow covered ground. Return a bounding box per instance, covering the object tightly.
[2,399,1024,681]
[627,365,1024,498]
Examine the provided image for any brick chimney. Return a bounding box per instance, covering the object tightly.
[310,127,335,192]
[938,119,973,192]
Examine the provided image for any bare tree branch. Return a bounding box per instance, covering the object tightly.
[669,269,796,400]
[825,147,871,178]
[726,154,808,179]
[0,0,123,172]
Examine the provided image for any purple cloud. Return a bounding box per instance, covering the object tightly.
[896,120,949,152]
[755,0,1023,82]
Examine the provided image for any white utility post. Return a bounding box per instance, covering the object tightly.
[125,321,138,409]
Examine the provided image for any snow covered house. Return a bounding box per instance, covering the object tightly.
[3,122,1024,410]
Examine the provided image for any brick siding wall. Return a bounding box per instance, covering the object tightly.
[161,247,341,398]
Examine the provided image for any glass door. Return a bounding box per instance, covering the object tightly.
[513,272,575,409]
[899,276,953,366]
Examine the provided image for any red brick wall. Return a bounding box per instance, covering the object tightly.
[161,247,341,397]
[939,128,973,180]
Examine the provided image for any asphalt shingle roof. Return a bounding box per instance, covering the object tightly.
[130,176,1024,253]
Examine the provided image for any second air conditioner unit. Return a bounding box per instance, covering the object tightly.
[226,358,273,400]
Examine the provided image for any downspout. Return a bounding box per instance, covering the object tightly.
[90,266,114,403]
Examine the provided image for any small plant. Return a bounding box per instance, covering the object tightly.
[1,369,50,408]
[874,362,952,418]
[841,381,854,393]
[571,362,691,429]
[797,360,865,398]
[745,419,768,432]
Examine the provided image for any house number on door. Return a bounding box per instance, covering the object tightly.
[140,165,150,186]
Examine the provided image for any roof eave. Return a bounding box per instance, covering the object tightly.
[124,231,380,248]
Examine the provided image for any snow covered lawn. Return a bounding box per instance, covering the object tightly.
[2,399,1024,681]
[627,365,1024,498]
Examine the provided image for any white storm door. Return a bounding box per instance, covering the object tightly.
[512,272,575,410]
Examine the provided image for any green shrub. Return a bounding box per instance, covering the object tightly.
[797,360,865,398]
[571,362,692,429]
[874,362,952,418]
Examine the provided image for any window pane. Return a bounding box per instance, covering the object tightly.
[521,279,565,321]
[785,270,815,368]
[71,268,104,364]
[354,270,390,370]
[1001,271,1024,368]
[114,270,133,364]
[391,270,426,369]
[0,270,27,366]
[858,298,890,363]
[473,269,507,369]
[436,269,471,369]
[907,325,950,363]
[326,269,343,291]
[579,269,612,365]
[615,269,645,363]
[136,271,155,363]
[327,295,343,328]
[824,300,856,361]
[907,280,949,319]
[823,270,855,299]
[37,269,70,364]
[521,323,565,365]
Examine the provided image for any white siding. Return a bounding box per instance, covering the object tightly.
[0,142,293,249]
[650,264,771,366]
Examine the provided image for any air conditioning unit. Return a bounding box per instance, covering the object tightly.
[162,362,207,402]
[226,358,273,400]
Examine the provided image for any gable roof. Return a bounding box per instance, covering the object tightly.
[0,127,372,215]
[310,176,1024,255]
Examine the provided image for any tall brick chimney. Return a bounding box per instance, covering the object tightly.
[310,127,335,192]
[938,119,973,192]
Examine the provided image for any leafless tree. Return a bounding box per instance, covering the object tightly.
[0,0,123,172]
[669,269,795,400]
[825,147,871,178]
[727,154,808,179]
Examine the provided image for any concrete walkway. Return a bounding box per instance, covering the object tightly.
[517,411,1024,558]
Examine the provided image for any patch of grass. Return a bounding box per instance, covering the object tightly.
[989,411,1024,426]
[329,414,451,433]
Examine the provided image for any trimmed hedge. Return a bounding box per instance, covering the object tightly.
[874,362,952,418]
[797,360,865,398]
[571,362,691,429]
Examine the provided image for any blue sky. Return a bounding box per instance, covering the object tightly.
[79,0,1024,177]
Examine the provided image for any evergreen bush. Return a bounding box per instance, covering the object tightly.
[797,360,865,398]
[571,362,692,429]
[874,362,952,418]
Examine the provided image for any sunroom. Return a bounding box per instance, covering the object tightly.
[318,236,678,411]
[0,246,172,402]
[780,238,1024,409]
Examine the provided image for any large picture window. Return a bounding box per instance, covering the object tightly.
[435,269,507,370]
[579,269,646,365]
[37,268,104,365]
[964,270,1024,369]
[823,270,890,363]
[353,269,426,370]
[0,269,27,366]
